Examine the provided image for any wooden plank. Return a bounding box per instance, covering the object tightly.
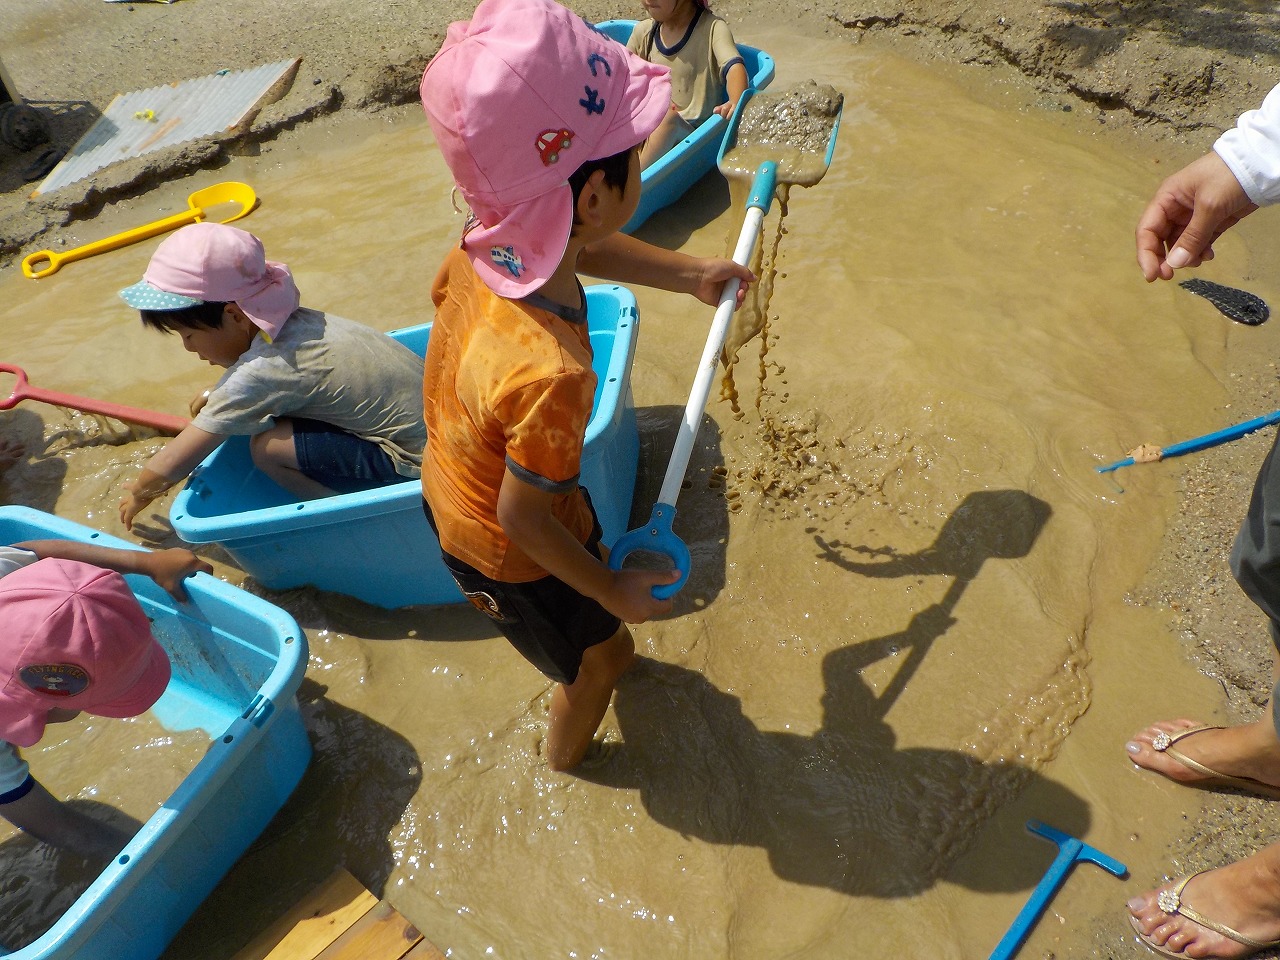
[314,900,423,960]
[230,868,378,960]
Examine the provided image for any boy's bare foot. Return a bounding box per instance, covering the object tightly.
[1128,847,1280,958]
[1125,718,1280,798]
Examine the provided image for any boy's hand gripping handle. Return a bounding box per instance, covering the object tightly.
[609,162,779,599]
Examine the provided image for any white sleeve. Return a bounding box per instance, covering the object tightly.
[0,546,38,578]
[1214,83,1280,206]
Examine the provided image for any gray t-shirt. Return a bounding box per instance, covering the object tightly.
[192,308,426,477]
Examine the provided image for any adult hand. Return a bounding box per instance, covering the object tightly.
[144,548,213,601]
[1136,152,1257,281]
[691,257,756,308]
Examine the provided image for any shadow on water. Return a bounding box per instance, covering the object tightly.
[0,409,67,515]
[582,490,1075,897]
[162,687,423,960]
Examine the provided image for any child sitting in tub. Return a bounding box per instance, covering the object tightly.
[627,0,749,167]
[0,538,209,859]
[117,222,426,532]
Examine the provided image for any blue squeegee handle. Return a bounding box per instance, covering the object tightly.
[1097,406,1280,474]
[1161,407,1280,457]
[608,162,779,599]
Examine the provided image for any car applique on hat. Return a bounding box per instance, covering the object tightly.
[490,245,524,278]
[537,128,575,165]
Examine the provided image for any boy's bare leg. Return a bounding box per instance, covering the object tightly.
[547,624,635,771]
[249,422,336,500]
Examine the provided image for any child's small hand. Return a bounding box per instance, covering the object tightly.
[144,548,214,601]
[691,257,756,308]
[713,100,736,119]
[602,568,679,623]
[119,480,164,533]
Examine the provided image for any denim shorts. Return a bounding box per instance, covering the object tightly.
[291,418,404,494]
[421,495,622,685]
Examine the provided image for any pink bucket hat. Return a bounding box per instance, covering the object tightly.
[0,559,171,748]
[119,222,301,341]
[420,0,671,297]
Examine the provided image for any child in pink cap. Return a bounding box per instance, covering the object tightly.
[419,0,753,771]
[116,222,427,531]
[0,538,209,859]
[627,0,749,167]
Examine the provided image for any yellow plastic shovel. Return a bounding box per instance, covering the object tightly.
[21,181,258,279]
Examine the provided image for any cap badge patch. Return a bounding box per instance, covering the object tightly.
[19,663,90,698]
[537,129,575,166]
[490,246,525,279]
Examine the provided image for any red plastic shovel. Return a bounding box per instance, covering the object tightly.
[0,363,188,435]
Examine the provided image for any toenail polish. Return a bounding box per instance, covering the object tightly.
[1126,741,1141,755]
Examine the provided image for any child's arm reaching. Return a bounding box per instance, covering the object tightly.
[15,540,213,601]
[578,233,755,308]
[2,778,134,861]
[496,470,677,624]
[713,61,749,120]
[118,424,225,532]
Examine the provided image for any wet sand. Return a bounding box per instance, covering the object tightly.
[1,3,1280,959]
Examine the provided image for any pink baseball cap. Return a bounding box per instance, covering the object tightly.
[0,559,171,748]
[420,0,671,297]
[119,222,301,340]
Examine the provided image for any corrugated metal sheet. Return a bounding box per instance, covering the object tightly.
[32,58,299,197]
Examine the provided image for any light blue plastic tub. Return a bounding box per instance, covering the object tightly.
[170,284,642,609]
[0,506,310,960]
[594,20,775,233]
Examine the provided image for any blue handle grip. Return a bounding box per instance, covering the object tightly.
[607,503,690,600]
[746,161,778,211]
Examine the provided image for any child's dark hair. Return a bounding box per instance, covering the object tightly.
[139,301,229,334]
[568,147,633,218]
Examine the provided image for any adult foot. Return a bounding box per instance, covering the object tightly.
[1125,718,1280,798]
[1129,851,1280,958]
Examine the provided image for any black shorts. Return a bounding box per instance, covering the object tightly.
[421,496,622,685]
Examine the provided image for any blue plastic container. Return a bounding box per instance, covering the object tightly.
[594,20,775,233]
[170,284,642,609]
[0,506,310,960]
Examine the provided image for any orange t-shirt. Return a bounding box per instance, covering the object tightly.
[422,247,597,583]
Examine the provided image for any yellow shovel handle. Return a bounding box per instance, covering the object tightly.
[22,207,208,279]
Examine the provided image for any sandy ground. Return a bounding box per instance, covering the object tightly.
[3,0,1280,955]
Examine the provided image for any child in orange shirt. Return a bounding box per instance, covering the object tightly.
[419,0,752,770]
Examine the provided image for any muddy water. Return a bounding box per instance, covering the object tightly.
[0,18,1266,960]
